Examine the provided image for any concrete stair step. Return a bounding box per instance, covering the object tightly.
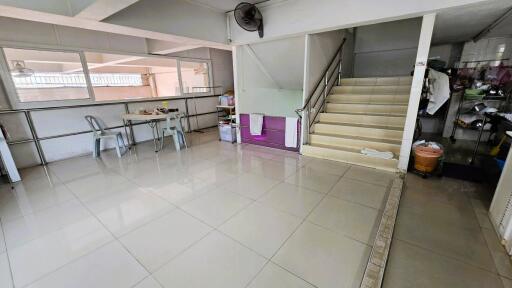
[318,113,405,128]
[332,85,411,95]
[313,122,403,142]
[302,144,398,171]
[318,121,403,131]
[328,93,409,105]
[326,103,408,115]
[310,133,401,155]
[339,76,413,86]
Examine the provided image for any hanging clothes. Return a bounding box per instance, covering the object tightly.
[249,113,264,135]
[285,117,298,148]
[427,69,451,115]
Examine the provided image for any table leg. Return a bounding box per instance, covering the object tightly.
[155,121,161,152]
[151,120,158,152]
[471,117,486,164]
[123,119,132,149]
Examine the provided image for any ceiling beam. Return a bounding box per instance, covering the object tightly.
[74,0,140,21]
[0,4,231,49]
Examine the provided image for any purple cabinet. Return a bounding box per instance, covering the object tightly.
[239,114,300,152]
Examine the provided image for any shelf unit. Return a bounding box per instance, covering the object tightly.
[216,105,237,143]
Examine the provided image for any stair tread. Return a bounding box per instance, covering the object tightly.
[327,102,407,106]
[329,93,410,96]
[323,111,407,117]
[312,132,401,145]
[317,121,404,131]
[309,143,398,160]
[327,100,409,105]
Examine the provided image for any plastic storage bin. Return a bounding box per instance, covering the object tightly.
[219,124,236,142]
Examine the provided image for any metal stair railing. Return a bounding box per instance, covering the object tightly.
[295,38,346,144]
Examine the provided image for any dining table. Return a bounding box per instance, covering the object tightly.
[122,111,181,152]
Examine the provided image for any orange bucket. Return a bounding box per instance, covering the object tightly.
[414,146,443,173]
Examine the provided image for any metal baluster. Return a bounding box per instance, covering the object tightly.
[24,111,47,165]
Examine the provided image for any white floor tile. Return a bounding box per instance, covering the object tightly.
[303,158,351,176]
[285,167,340,193]
[272,222,371,288]
[258,182,324,218]
[245,158,298,181]
[85,188,175,236]
[2,199,91,249]
[329,177,387,209]
[120,209,212,272]
[26,241,147,288]
[49,157,108,182]
[9,217,113,287]
[344,166,394,187]
[0,252,13,288]
[247,262,314,288]
[219,203,302,258]
[63,172,131,202]
[181,190,252,227]
[153,231,266,288]
[147,176,215,206]
[0,183,75,221]
[193,166,237,186]
[134,276,163,288]
[308,196,380,244]
[222,173,280,200]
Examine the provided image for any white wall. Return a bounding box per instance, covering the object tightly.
[210,48,234,93]
[227,0,486,44]
[304,30,346,97]
[353,18,422,77]
[234,36,305,118]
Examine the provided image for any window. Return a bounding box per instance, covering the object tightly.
[85,52,180,101]
[180,61,210,93]
[3,48,90,102]
[1,47,213,106]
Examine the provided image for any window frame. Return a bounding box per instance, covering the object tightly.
[178,59,214,97]
[0,44,214,109]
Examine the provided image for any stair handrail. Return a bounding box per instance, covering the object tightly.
[295,37,346,118]
[296,37,346,146]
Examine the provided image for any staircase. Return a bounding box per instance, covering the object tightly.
[301,76,412,171]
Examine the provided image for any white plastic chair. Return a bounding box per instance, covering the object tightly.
[160,113,187,151]
[85,115,126,158]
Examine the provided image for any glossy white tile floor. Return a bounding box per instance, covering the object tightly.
[0,129,395,288]
[383,174,512,288]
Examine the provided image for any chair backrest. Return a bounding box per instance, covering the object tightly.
[165,113,184,131]
[84,115,106,134]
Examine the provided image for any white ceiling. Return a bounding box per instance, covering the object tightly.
[433,0,512,44]
[186,0,259,12]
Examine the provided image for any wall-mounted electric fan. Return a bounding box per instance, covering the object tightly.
[234,2,264,38]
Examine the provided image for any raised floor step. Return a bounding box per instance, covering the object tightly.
[302,144,398,171]
[340,76,413,86]
[328,93,409,105]
[313,123,403,142]
[332,85,411,95]
[310,133,401,155]
[326,103,408,115]
[318,113,406,128]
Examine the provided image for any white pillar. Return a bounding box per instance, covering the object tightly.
[397,13,436,171]
[232,45,242,143]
